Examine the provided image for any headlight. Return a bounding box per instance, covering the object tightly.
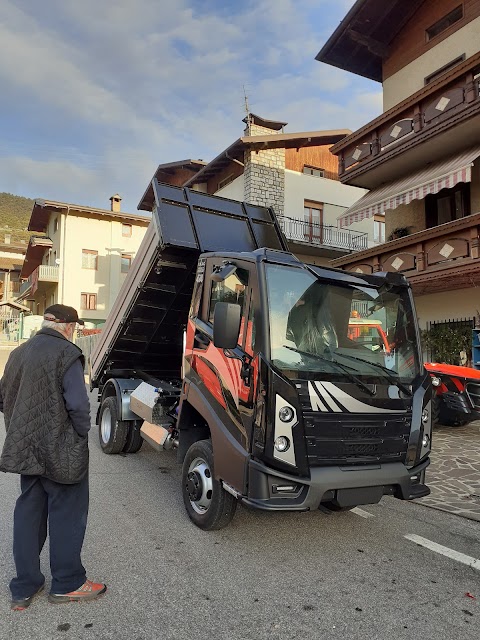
[421,408,429,424]
[278,406,294,422]
[422,434,430,448]
[274,436,290,452]
[431,376,441,387]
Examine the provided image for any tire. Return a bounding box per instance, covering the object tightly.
[182,439,237,530]
[440,415,471,427]
[123,421,144,454]
[437,400,471,427]
[98,396,129,454]
[431,395,440,428]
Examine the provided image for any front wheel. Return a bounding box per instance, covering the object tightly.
[182,439,237,530]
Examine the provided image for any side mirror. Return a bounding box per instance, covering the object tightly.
[213,302,241,349]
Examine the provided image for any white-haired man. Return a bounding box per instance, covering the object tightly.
[0,304,106,610]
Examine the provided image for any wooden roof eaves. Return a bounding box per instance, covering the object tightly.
[29,199,150,231]
[315,0,425,83]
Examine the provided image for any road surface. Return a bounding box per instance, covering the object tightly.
[0,391,479,640]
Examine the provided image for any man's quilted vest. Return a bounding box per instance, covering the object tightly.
[0,328,89,484]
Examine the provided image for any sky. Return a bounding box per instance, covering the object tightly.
[0,0,382,214]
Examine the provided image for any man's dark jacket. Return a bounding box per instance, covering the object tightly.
[0,328,89,484]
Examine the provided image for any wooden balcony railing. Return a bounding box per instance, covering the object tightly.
[332,54,480,184]
[19,265,59,297]
[330,211,480,295]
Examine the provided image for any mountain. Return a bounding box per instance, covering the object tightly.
[0,192,35,244]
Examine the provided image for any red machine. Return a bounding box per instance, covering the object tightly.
[424,362,480,426]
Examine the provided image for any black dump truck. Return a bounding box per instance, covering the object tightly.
[90,180,432,530]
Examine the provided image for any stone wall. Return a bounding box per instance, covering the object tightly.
[243,122,285,216]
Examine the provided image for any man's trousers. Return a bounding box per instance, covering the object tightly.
[9,473,89,599]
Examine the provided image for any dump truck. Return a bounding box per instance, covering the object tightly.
[89,180,432,530]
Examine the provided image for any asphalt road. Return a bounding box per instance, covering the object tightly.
[0,390,479,640]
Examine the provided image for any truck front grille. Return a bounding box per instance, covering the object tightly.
[302,412,411,467]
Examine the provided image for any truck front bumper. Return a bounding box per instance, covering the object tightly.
[242,457,430,511]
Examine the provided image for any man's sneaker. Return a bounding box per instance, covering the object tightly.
[11,584,45,611]
[48,579,107,604]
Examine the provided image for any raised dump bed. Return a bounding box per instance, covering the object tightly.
[89,181,288,389]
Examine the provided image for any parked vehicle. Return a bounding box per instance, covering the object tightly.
[89,181,432,530]
[424,363,480,427]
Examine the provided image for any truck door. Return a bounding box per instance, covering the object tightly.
[191,258,256,447]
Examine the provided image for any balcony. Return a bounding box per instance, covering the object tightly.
[332,53,480,189]
[19,265,59,298]
[330,211,480,296]
[279,216,368,256]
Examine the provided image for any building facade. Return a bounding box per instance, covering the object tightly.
[180,115,375,266]
[0,238,26,308]
[17,195,150,324]
[316,0,480,329]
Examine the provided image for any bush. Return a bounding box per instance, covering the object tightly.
[421,325,471,365]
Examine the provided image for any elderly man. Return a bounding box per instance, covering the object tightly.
[0,304,106,610]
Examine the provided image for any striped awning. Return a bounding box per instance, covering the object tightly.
[338,146,480,228]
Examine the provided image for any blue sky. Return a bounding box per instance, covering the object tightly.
[0,0,381,213]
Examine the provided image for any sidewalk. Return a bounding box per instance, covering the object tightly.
[0,346,16,374]
[416,421,480,522]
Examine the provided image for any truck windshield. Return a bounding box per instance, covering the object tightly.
[265,264,420,383]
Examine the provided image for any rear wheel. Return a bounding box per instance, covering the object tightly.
[123,421,143,453]
[98,397,129,454]
[182,439,237,530]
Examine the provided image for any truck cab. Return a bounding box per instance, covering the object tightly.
[179,249,431,528]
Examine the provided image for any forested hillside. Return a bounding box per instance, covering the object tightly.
[0,192,35,244]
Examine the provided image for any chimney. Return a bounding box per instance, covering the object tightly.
[242,114,287,217]
[109,193,122,212]
[4,233,11,244]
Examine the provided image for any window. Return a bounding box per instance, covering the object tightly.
[122,223,132,237]
[82,249,98,269]
[373,217,385,243]
[304,201,324,244]
[121,253,132,273]
[53,217,59,234]
[53,251,57,265]
[208,267,249,337]
[426,5,463,41]
[425,183,470,228]
[303,166,325,178]
[425,54,465,84]
[81,293,97,310]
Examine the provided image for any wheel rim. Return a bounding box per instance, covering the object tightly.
[101,407,112,444]
[186,456,213,514]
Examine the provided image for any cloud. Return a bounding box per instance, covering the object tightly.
[0,0,381,209]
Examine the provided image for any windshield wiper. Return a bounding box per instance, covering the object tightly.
[283,345,375,397]
[331,351,412,397]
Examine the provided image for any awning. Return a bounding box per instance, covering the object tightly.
[338,145,480,228]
